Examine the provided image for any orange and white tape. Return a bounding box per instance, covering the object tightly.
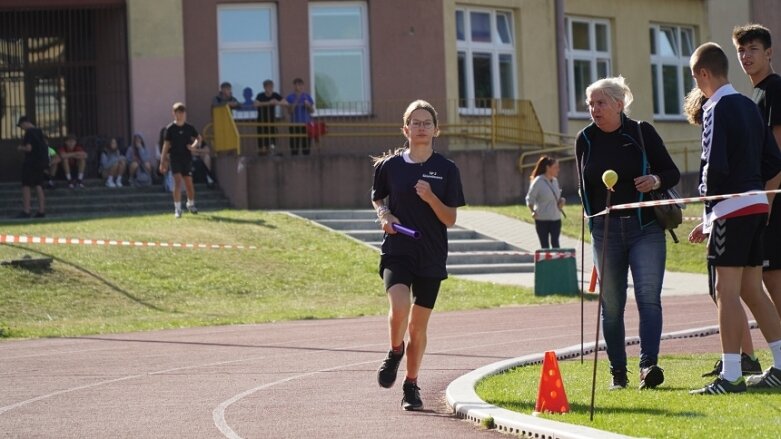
[0,234,255,250]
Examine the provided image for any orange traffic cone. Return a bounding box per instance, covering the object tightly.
[587,266,598,293]
[533,351,570,415]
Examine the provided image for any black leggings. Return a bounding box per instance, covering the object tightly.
[535,219,561,249]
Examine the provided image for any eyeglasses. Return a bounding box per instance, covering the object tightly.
[408,120,435,129]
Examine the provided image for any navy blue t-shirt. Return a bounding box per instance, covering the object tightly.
[371,151,466,279]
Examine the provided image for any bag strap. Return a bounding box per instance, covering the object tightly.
[636,120,651,175]
[542,178,567,218]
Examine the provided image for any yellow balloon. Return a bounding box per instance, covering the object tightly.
[602,169,618,189]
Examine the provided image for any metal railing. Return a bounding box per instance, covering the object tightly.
[205,98,546,155]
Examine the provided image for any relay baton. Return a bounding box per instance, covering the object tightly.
[392,223,421,239]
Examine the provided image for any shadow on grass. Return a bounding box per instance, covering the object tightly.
[198,213,277,228]
[1,243,174,314]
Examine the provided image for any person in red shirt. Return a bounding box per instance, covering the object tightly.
[58,134,88,189]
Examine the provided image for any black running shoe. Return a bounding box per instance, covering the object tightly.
[401,381,423,411]
[690,376,746,395]
[741,353,763,375]
[639,365,665,390]
[609,369,628,390]
[702,353,763,377]
[747,367,781,389]
[377,342,404,388]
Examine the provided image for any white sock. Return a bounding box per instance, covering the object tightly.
[187,199,194,206]
[207,175,214,184]
[720,353,742,382]
[78,172,84,180]
[769,339,781,369]
[174,202,181,211]
[107,176,114,183]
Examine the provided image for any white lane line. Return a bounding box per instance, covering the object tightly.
[0,375,143,416]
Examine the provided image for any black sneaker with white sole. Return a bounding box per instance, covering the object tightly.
[377,342,404,388]
[401,381,423,411]
[702,353,762,377]
[747,367,781,389]
[639,365,665,390]
[690,376,746,395]
[609,368,628,390]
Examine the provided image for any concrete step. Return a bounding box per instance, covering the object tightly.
[317,218,379,230]
[447,263,535,275]
[448,251,533,265]
[448,239,513,252]
[0,179,231,220]
[289,209,376,220]
[290,209,536,277]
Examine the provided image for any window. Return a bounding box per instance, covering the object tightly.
[565,17,611,116]
[309,2,370,115]
[217,4,278,113]
[456,8,517,113]
[650,25,695,118]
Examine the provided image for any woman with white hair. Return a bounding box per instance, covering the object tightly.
[575,76,680,391]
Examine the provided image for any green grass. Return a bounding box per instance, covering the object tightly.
[476,353,781,438]
[470,204,708,274]
[0,210,575,339]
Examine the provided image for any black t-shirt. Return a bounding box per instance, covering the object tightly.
[164,122,199,160]
[753,73,781,128]
[754,73,781,207]
[255,92,283,122]
[372,151,466,279]
[22,127,49,168]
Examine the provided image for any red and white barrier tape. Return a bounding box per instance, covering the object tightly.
[534,251,576,262]
[0,234,256,250]
[587,188,781,218]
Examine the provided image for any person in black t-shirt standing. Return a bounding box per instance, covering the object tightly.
[371,100,466,411]
[159,102,202,218]
[254,79,287,156]
[16,116,48,218]
[733,23,781,335]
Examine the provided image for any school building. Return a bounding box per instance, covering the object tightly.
[0,0,779,207]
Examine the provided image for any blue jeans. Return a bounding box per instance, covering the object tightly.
[591,215,666,371]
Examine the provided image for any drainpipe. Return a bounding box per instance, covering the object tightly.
[555,0,568,141]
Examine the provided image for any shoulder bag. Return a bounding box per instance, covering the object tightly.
[637,121,683,243]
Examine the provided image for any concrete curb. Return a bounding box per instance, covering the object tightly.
[446,323,735,439]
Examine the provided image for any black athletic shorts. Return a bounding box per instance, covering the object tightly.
[170,156,192,176]
[764,197,781,271]
[21,163,46,187]
[381,257,442,310]
[707,214,766,267]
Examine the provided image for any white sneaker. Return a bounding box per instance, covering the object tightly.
[174,209,182,219]
[105,178,116,188]
[115,178,123,188]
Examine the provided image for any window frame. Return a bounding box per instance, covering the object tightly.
[216,3,279,119]
[455,7,518,115]
[649,24,696,120]
[565,16,612,118]
[308,1,371,116]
